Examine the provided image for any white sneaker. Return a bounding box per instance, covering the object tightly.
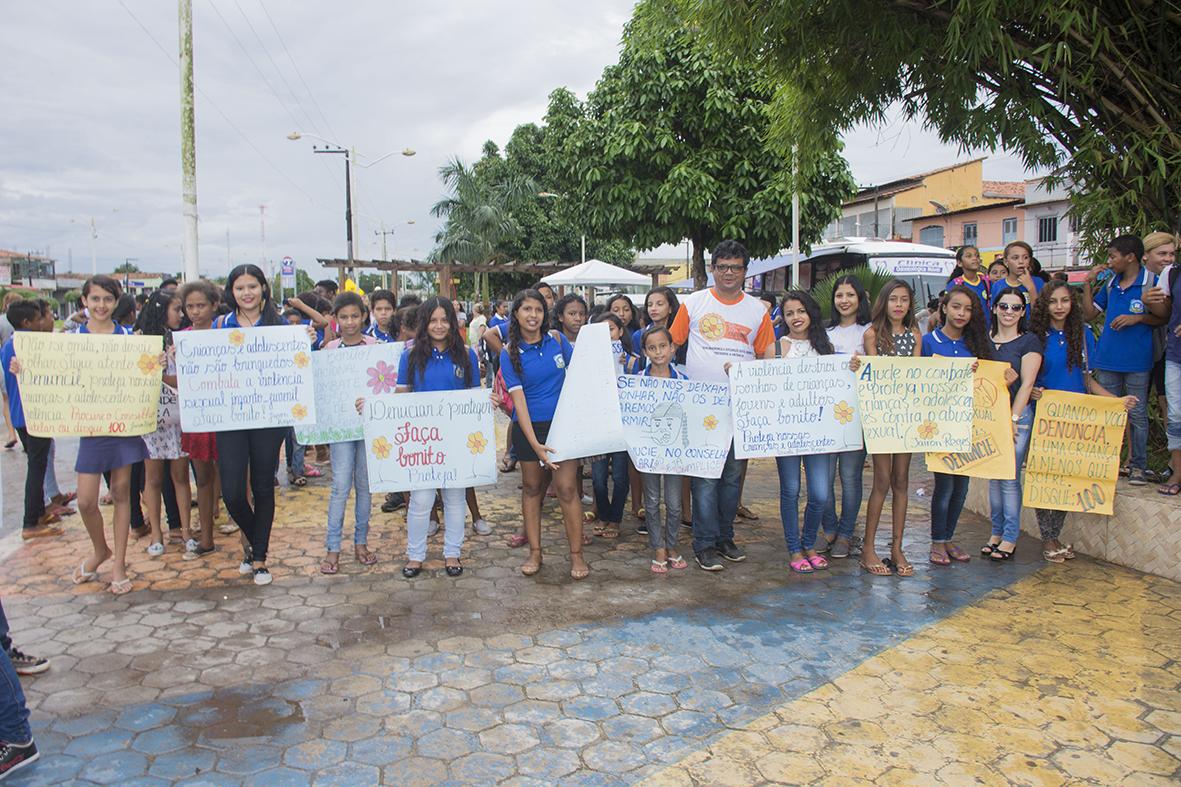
[184,538,199,552]
[239,560,253,575]
[253,567,272,586]
[218,522,239,535]
[428,519,440,537]
[581,495,593,506]
[472,518,492,536]
[146,542,164,557]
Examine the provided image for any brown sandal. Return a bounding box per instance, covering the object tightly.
[520,552,543,576]
[860,560,893,576]
[569,553,590,580]
[355,547,377,566]
[320,556,339,575]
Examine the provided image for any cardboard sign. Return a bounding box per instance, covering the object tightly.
[364,388,497,492]
[14,332,163,437]
[174,325,315,431]
[925,360,1017,480]
[547,323,627,461]
[1023,390,1126,515]
[729,356,863,459]
[295,343,403,445]
[617,375,732,478]
[855,356,974,453]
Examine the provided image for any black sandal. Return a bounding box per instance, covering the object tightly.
[445,561,463,577]
[989,547,1015,561]
[402,564,422,578]
[980,541,1001,556]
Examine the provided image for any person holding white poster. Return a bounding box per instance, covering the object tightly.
[770,292,837,574]
[636,326,688,572]
[393,298,484,578]
[669,240,775,572]
[499,290,589,580]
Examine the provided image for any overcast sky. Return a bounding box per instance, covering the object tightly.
[1,1,1033,279]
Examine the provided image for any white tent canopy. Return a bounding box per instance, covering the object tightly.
[540,259,650,287]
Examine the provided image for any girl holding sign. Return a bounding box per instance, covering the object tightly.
[1029,281,1136,561]
[772,291,837,574]
[394,298,482,578]
[922,286,993,566]
[857,281,922,576]
[178,280,221,558]
[214,264,292,586]
[321,292,378,575]
[138,290,194,558]
[639,326,687,572]
[500,289,589,580]
[819,275,871,559]
[983,287,1042,560]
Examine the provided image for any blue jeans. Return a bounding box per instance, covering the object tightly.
[325,441,371,552]
[592,451,629,524]
[988,405,1034,544]
[285,428,304,473]
[931,472,971,544]
[0,601,31,744]
[1092,369,1149,470]
[690,444,744,554]
[822,449,864,541]
[1166,361,1181,452]
[776,454,833,553]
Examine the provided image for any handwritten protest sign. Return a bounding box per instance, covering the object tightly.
[364,388,496,492]
[617,375,732,478]
[174,326,315,431]
[856,356,973,453]
[547,323,627,461]
[729,356,862,459]
[925,360,1016,480]
[1023,390,1125,515]
[295,343,403,445]
[14,332,162,437]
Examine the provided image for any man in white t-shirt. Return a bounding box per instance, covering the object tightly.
[671,239,775,571]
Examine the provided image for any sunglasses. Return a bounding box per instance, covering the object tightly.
[995,302,1025,312]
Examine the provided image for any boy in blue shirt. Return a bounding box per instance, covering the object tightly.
[1082,234,1168,485]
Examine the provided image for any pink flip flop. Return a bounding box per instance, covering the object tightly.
[807,554,829,570]
[789,558,814,574]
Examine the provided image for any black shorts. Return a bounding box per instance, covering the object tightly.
[1152,357,1166,398]
[511,420,552,463]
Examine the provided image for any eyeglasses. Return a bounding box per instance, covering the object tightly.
[712,264,746,274]
[995,303,1025,312]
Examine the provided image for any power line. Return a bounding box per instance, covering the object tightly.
[256,0,340,143]
[231,0,322,137]
[114,0,317,203]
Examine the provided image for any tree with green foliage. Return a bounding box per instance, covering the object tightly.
[113,261,141,274]
[544,0,855,287]
[684,0,1181,251]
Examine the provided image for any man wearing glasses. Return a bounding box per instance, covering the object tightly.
[670,240,776,571]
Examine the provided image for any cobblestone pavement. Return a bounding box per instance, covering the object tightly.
[1,430,1179,785]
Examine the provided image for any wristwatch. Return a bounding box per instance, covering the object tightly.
[1011,414,1021,423]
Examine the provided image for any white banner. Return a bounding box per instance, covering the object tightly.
[174,325,315,431]
[363,388,497,492]
[546,323,627,461]
[295,343,403,445]
[617,375,732,478]
[729,356,864,459]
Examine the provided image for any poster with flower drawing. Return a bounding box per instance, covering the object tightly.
[295,343,404,445]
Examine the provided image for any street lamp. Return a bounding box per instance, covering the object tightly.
[288,131,415,282]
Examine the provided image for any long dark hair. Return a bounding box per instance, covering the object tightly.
[939,285,992,359]
[989,286,1029,337]
[869,279,916,355]
[224,264,281,326]
[552,293,587,336]
[139,290,180,347]
[405,297,472,390]
[826,275,870,328]
[1030,280,1085,371]
[642,286,680,328]
[781,290,834,355]
[507,289,549,377]
[604,293,640,333]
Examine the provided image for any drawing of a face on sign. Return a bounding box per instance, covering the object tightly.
[648,401,688,447]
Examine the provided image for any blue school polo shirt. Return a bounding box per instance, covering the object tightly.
[1036,329,1097,394]
[641,366,684,380]
[498,333,573,422]
[488,314,508,332]
[397,347,480,392]
[1167,268,1181,364]
[1092,266,1155,373]
[921,328,972,358]
[364,324,393,343]
[1,337,24,429]
[990,277,1043,319]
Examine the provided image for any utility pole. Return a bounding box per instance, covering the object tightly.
[178,0,199,282]
[376,224,397,290]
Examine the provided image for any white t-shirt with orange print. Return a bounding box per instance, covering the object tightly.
[670,288,775,382]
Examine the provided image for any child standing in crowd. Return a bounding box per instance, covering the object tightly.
[1030,281,1136,561]
[178,280,220,557]
[214,264,298,586]
[320,292,378,574]
[983,287,1042,560]
[858,280,922,576]
[2,301,63,539]
[138,290,193,557]
[588,313,639,539]
[988,258,1009,283]
[636,287,681,362]
[604,295,646,521]
[640,326,687,572]
[396,298,482,577]
[1081,235,1164,486]
[366,289,396,343]
[1143,232,1181,495]
[949,245,990,321]
[923,286,993,566]
[773,291,836,574]
[818,275,870,559]
[500,289,589,580]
